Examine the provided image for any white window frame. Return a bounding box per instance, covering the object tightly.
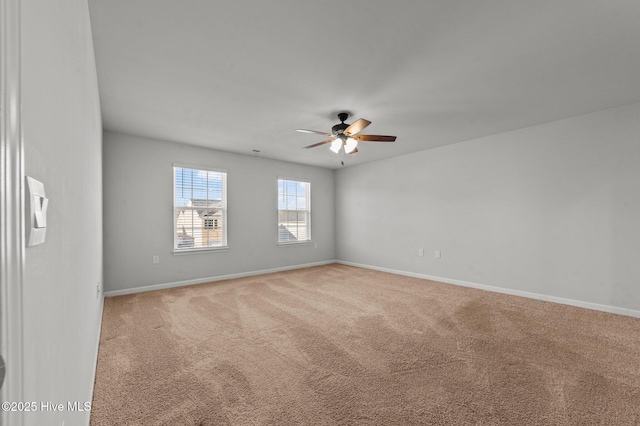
[173,164,228,253]
[277,177,311,245]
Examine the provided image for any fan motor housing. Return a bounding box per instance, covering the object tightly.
[331,123,349,135]
[332,112,350,135]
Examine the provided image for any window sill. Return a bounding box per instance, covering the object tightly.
[277,241,313,247]
[173,246,229,255]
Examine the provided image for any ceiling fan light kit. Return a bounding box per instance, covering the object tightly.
[330,139,343,153]
[344,138,358,154]
[296,112,397,155]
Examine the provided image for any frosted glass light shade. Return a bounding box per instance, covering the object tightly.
[344,138,358,154]
[329,139,342,153]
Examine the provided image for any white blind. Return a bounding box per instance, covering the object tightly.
[174,166,227,250]
[278,178,311,243]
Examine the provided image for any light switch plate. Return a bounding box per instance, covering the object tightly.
[25,176,48,246]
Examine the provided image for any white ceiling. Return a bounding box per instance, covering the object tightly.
[88,0,640,169]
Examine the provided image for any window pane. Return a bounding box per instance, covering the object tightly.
[277,178,310,243]
[174,167,227,250]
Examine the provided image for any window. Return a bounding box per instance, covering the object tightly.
[174,166,227,251]
[278,178,310,244]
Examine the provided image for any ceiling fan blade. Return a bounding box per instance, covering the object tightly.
[352,134,397,142]
[295,129,333,137]
[348,147,358,154]
[302,139,334,149]
[344,118,371,136]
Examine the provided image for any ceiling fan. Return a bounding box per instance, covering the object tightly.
[296,112,396,154]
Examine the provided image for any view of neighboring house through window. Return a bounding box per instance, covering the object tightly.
[278,178,311,244]
[174,166,227,251]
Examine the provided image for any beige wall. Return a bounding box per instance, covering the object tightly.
[103,131,335,293]
[336,102,640,315]
[21,0,103,425]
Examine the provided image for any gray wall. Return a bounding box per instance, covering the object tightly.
[21,0,103,425]
[336,102,640,312]
[103,131,335,293]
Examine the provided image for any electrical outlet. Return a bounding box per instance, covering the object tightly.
[435,250,441,259]
[96,282,100,299]
[152,255,160,264]
[418,248,424,257]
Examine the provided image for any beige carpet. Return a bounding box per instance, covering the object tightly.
[91,264,640,425]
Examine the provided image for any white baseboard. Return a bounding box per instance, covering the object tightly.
[336,260,640,319]
[104,260,338,297]
[87,293,104,419]
[104,259,640,319]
